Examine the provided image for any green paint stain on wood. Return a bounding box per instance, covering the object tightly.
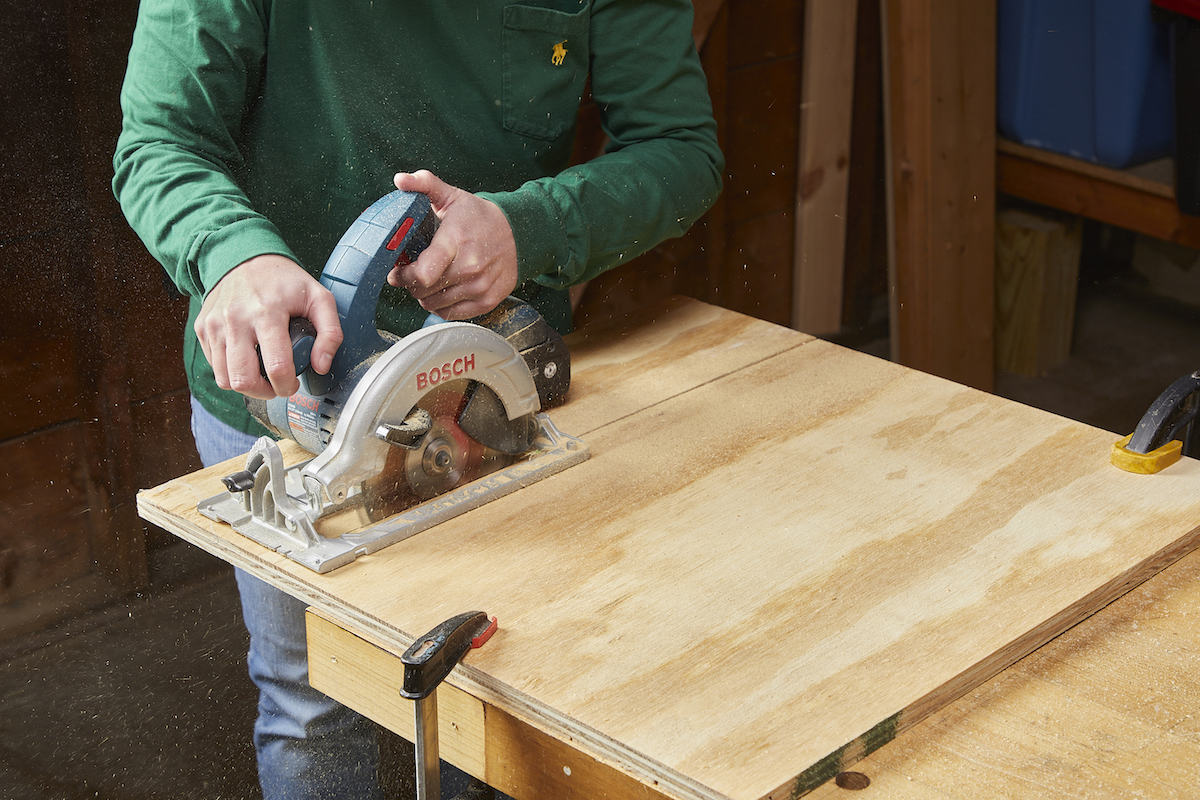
[789,712,902,798]
[791,743,849,799]
[862,711,899,757]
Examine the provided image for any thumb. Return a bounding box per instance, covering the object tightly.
[393,170,456,211]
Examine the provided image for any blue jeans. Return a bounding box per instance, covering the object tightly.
[191,397,383,800]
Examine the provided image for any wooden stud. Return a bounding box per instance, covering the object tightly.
[793,0,859,336]
[882,0,997,390]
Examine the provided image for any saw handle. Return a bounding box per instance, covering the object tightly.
[256,317,318,378]
[254,191,436,393]
[306,190,439,396]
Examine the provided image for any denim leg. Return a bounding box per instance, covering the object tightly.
[235,570,381,800]
[191,397,381,800]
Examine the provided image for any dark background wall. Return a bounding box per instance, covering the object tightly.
[1,0,198,640]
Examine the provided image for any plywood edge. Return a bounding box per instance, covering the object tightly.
[134,462,332,613]
[821,545,1200,799]
[770,515,1200,798]
[136,455,738,800]
[313,604,726,800]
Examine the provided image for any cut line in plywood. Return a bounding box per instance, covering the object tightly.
[137,299,1200,800]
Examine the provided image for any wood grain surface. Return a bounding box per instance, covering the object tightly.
[883,0,997,391]
[138,299,1200,800]
[806,537,1200,799]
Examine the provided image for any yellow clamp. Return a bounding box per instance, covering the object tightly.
[1111,433,1182,474]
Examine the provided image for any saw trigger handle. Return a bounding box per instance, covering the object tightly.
[256,317,318,378]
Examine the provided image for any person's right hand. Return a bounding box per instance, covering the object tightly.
[194,254,343,399]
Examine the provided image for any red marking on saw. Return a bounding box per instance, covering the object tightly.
[386,217,415,250]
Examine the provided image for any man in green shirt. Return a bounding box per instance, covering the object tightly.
[114,2,721,797]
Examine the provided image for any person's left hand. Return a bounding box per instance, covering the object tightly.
[388,170,518,320]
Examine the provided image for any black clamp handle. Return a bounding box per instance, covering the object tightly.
[400,611,497,701]
[1126,369,1200,455]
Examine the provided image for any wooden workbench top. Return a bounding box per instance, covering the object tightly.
[138,298,1200,800]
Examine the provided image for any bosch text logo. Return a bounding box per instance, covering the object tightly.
[416,353,476,390]
[289,394,321,412]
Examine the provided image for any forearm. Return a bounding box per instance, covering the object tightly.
[114,142,295,298]
[111,0,288,300]
[489,138,722,289]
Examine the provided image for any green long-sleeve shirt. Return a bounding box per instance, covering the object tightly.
[113,0,723,433]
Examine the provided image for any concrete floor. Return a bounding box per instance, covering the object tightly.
[0,547,260,800]
[5,273,1200,800]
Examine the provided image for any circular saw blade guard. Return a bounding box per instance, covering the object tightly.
[308,321,541,505]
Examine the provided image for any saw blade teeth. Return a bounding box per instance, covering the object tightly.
[362,379,515,504]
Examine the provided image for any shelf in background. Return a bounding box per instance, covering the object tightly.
[997,138,1200,248]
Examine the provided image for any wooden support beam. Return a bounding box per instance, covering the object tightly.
[882,0,996,391]
[997,139,1200,249]
[994,208,1082,377]
[793,0,859,336]
[308,610,673,800]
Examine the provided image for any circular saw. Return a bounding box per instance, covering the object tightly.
[197,190,588,572]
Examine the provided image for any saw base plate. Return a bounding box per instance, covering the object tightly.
[198,413,588,573]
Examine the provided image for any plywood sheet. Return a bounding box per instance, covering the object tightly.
[806,539,1200,800]
[138,300,1200,799]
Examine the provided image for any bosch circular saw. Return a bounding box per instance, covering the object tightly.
[198,191,589,572]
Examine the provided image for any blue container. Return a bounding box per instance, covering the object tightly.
[998,0,1174,168]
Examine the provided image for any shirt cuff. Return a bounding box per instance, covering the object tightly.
[481,180,575,290]
[191,216,299,298]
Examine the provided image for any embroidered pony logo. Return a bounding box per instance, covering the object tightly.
[552,40,568,66]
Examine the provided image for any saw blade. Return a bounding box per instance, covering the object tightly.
[363,379,516,516]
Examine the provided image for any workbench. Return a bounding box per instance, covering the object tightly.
[138,298,1200,799]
